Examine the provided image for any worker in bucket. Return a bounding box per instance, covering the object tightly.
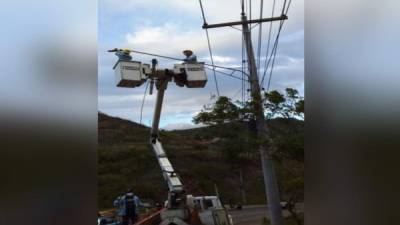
[113,188,143,225]
[108,48,133,61]
[183,49,197,63]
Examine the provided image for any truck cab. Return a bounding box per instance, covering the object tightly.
[186,195,233,225]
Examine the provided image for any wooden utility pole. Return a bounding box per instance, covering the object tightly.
[203,8,287,225]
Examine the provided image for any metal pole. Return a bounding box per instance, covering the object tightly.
[151,80,167,139]
[149,59,156,95]
[150,59,168,139]
[241,12,283,225]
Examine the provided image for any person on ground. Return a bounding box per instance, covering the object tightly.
[113,188,144,225]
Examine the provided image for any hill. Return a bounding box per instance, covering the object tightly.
[98,112,303,210]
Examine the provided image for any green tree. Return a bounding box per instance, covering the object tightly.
[264,90,286,119]
[295,100,304,119]
[193,96,240,125]
[264,88,304,119]
[192,90,304,216]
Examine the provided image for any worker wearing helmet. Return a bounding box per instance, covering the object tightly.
[183,50,197,63]
[113,188,143,225]
[115,49,133,61]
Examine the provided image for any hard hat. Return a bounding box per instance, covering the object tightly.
[183,49,193,56]
[122,49,131,54]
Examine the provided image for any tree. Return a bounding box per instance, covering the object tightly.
[264,88,304,120]
[295,100,304,119]
[193,96,240,125]
[193,96,256,205]
[192,89,304,214]
[264,90,286,119]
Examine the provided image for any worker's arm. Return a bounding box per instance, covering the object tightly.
[113,196,121,207]
[135,196,143,207]
[134,196,148,208]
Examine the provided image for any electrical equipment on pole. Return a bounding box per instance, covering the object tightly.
[200,3,289,225]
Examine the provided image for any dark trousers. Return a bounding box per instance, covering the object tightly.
[122,214,137,225]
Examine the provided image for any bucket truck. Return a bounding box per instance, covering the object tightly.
[110,49,233,225]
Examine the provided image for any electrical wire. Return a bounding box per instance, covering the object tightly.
[198,0,207,25]
[265,0,292,92]
[204,29,220,96]
[139,81,149,125]
[262,0,276,80]
[256,0,264,78]
[230,26,243,32]
[198,0,220,96]
[120,48,249,77]
[204,66,248,82]
[261,0,292,90]
[242,33,245,104]
[249,0,252,22]
[262,21,283,87]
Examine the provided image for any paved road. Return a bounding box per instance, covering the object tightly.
[229,204,303,225]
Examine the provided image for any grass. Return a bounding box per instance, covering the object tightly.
[98,112,303,210]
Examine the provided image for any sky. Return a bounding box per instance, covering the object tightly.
[98,0,304,130]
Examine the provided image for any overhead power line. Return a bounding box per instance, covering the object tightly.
[198,0,220,96]
[256,0,264,78]
[262,20,283,89]
[204,66,248,82]
[122,48,249,77]
[261,0,293,90]
[140,81,149,125]
[262,0,277,82]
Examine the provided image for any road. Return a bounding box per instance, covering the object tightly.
[229,204,303,225]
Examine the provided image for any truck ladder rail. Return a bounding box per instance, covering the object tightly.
[151,138,184,194]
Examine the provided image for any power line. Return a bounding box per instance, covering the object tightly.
[204,29,220,96]
[262,0,277,82]
[262,21,282,88]
[229,25,242,32]
[261,0,292,90]
[256,0,264,78]
[265,0,292,92]
[198,0,207,24]
[121,48,249,77]
[250,23,259,30]
[242,32,245,104]
[198,0,220,96]
[139,80,149,125]
[204,66,248,82]
[266,38,280,91]
[249,0,252,22]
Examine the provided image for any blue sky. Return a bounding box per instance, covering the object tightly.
[98,0,304,130]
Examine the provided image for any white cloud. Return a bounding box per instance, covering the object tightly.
[99,0,304,125]
[124,23,241,58]
[201,55,237,64]
[163,122,206,131]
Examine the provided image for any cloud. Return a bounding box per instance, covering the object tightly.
[201,55,237,64]
[124,23,241,58]
[163,122,206,131]
[98,0,304,125]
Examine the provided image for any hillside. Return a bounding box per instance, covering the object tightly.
[98,112,304,210]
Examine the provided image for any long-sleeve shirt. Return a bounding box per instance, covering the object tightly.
[113,193,143,216]
[115,51,132,61]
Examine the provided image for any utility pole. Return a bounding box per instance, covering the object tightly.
[203,8,287,225]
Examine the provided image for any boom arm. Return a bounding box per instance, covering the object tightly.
[151,139,184,193]
[149,70,185,208]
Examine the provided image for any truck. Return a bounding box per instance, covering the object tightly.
[110,49,233,225]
